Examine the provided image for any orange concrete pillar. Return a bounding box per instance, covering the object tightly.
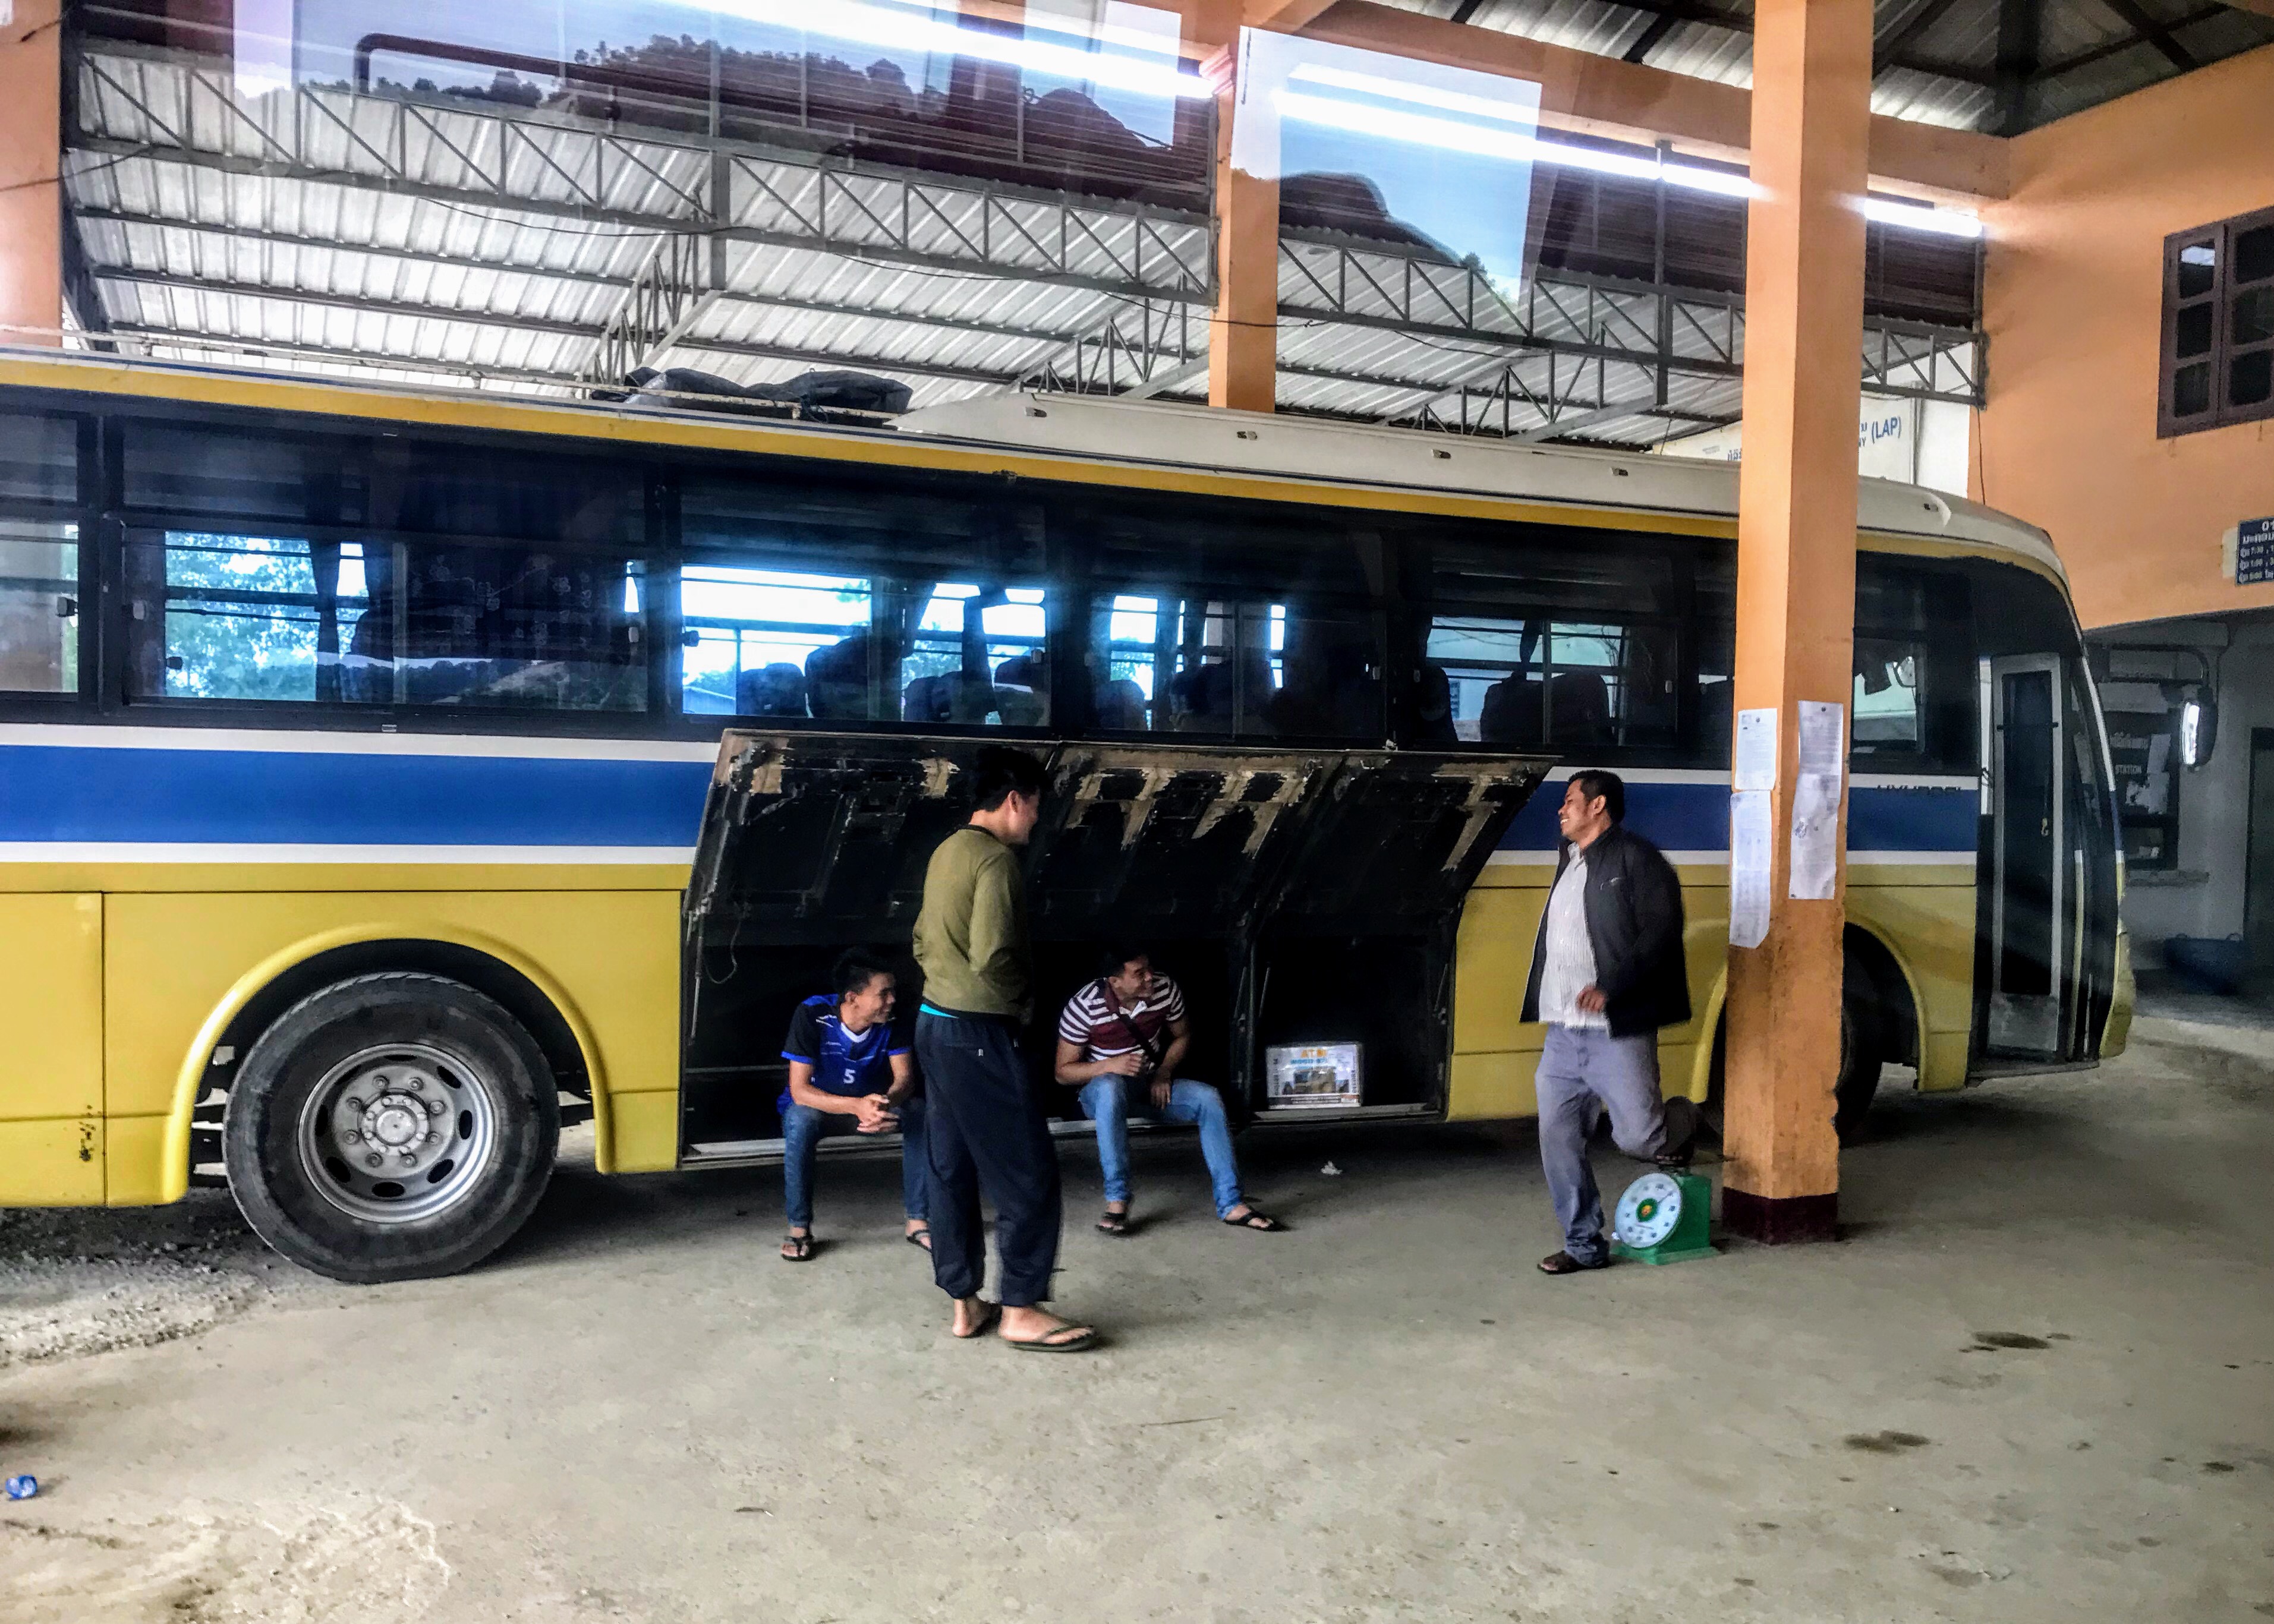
[0,0,64,346]
[1202,11,1277,413]
[1720,0,1872,1243]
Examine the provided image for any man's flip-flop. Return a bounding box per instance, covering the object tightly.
[905,1226,933,1251]
[1222,1209,1284,1232]
[780,1234,814,1263]
[1538,1250,1608,1275]
[952,1302,1002,1339]
[1095,1209,1131,1237]
[1004,1324,1098,1354]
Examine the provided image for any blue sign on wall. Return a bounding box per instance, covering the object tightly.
[2240,518,2274,586]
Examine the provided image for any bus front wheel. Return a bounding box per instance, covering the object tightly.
[1705,998,1883,1148]
[1834,997,1883,1147]
[223,973,560,1283]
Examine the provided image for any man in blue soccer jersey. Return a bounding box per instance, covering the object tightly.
[777,948,927,1262]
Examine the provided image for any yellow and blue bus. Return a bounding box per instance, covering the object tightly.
[0,353,2128,1279]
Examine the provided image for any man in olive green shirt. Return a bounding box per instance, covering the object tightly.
[912,748,1096,1353]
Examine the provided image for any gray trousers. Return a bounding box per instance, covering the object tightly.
[1536,1024,1668,1265]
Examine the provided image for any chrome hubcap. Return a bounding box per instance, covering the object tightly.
[296,1043,498,1223]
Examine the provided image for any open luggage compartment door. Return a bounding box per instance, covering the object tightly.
[686,734,1344,943]
[681,733,1549,1152]
[1246,753,1553,1117]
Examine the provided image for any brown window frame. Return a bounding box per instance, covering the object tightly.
[2160,205,2274,438]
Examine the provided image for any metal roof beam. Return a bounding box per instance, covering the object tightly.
[2036,5,2231,75]
[1993,0,2046,134]
[670,335,1022,389]
[70,208,1107,354]
[70,209,641,289]
[68,134,1215,308]
[1874,0,1973,70]
[89,266,605,342]
[2092,0,2202,70]
[1623,13,1685,65]
[100,325,581,391]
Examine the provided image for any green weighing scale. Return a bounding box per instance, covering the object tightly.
[1610,1170,1715,1265]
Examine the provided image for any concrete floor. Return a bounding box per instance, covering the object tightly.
[4,1018,2273,1623]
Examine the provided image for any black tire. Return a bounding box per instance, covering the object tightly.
[224,973,560,1284]
[1833,997,1883,1147]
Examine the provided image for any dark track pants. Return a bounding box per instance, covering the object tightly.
[915,1010,1063,1307]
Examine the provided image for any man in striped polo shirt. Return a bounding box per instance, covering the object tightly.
[1054,945,1282,1237]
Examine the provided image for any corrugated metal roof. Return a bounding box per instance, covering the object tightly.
[46,12,2040,449]
[1382,0,2274,134]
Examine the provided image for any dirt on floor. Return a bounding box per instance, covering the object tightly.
[4,1020,2273,1623]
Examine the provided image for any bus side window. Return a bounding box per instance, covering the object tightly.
[1423,529,1681,753]
[1072,496,1384,743]
[1853,639,1924,752]
[678,469,1047,726]
[390,543,648,713]
[1082,594,1381,742]
[123,531,380,705]
[0,519,80,695]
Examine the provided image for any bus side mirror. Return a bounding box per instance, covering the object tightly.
[2181,692,2218,770]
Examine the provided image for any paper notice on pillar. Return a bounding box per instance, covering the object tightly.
[1729,790,1772,949]
[1734,708,1777,792]
[1788,772,1842,900]
[1796,699,1847,777]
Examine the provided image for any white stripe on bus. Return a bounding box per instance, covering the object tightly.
[0,843,699,864]
[1484,849,1975,866]
[0,724,720,763]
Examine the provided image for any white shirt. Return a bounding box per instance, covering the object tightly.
[1538,853,1608,1030]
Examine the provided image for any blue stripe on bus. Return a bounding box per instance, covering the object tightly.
[1497,776,1978,854]
[0,744,714,847]
[0,742,1979,855]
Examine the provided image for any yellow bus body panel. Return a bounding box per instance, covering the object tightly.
[1447,859,1978,1121]
[93,885,684,1205]
[0,893,108,1203]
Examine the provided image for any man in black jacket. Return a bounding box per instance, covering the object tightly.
[1519,770,1697,1275]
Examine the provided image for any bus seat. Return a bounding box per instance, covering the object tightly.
[806,631,896,718]
[902,673,952,722]
[1096,677,1149,731]
[1173,651,1274,731]
[1479,676,1545,745]
[1549,671,1611,744]
[737,662,808,717]
[993,655,1048,726]
[1411,663,1458,743]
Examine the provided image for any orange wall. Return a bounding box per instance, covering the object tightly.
[1977,45,2274,630]
[0,0,62,346]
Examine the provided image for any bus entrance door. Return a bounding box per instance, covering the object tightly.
[1987,656,2069,1058]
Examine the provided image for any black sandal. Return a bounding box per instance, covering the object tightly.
[781,1232,814,1263]
[1096,1209,1131,1237]
[905,1225,933,1252]
[1223,1207,1284,1232]
[1537,1250,1607,1275]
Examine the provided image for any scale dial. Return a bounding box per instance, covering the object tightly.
[1614,1172,1685,1250]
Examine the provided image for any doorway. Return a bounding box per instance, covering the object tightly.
[2247,729,2274,972]
[1988,655,2065,1056]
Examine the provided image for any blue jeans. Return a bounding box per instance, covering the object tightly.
[1078,1076,1243,1219]
[782,1095,928,1231]
[1534,1024,1667,1266]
